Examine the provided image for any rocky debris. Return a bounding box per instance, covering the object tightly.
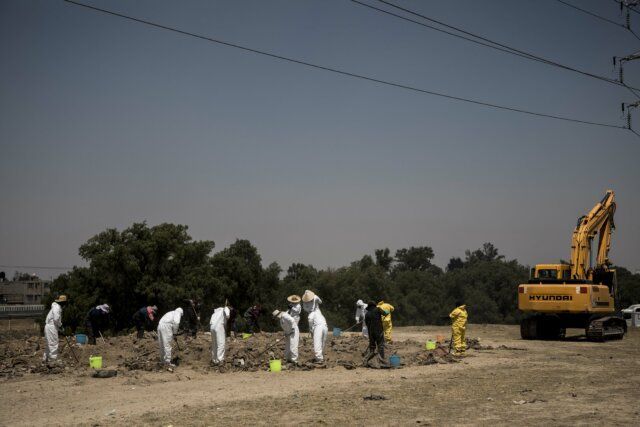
[92,369,118,378]
[363,394,388,401]
[0,331,485,379]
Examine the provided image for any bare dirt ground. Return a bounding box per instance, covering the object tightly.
[1,324,639,426]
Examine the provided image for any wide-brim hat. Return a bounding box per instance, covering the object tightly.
[287,295,301,304]
[272,310,282,318]
[55,295,67,303]
[302,290,316,303]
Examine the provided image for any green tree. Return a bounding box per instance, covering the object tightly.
[446,257,464,272]
[46,222,218,331]
[374,248,393,272]
[394,246,435,272]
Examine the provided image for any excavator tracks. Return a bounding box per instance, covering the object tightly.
[586,316,626,341]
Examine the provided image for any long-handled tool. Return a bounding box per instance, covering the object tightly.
[98,331,107,345]
[252,335,286,360]
[63,335,80,363]
[342,322,361,333]
[448,332,454,354]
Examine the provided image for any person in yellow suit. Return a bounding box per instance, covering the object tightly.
[377,301,394,342]
[449,301,468,356]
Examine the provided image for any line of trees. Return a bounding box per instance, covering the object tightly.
[44,222,640,333]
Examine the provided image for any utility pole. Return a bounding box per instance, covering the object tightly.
[612,1,640,132]
[613,50,640,84]
[622,100,640,129]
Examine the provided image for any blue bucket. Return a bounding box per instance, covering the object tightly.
[389,355,401,367]
[333,327,342,337]
[76,334,88,345]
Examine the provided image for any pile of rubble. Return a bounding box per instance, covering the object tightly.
[0,331,489,378]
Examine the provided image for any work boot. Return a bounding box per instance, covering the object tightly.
[136,330,144,339]
[362,349,375,367]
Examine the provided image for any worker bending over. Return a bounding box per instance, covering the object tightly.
[243,304,262,333]
[133,305,158,338]
[364,301,388,367]
[210,305,232,365]
[85,304,110,345]
[157,307,183,367]
[273,309,299,364]
[449,302,468,356]
[377,300,394,342]
[355,299,368,338]
[287,295,302,326]
[43,295,67,363]
[302,290,328,363]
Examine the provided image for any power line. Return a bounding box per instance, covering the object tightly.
[555,0,625,28]
[349,1,569,71]
[0,265,74,270]
[364,0,640,90]
[62,0,625,131]
[554,0,640,42]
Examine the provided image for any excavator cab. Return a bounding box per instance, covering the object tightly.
[529,264,572,282]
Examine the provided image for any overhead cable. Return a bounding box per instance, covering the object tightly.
[554,0,640,41]
[63,0,625,131]
[362,0,640,90]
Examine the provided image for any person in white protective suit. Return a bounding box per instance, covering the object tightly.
[43,295,67,363]
[287,295,302,326]
[272,309,299,364]
[301,290,328,363]
[157,307,183,366]
[210,305,232,365]
[355,299,369,338]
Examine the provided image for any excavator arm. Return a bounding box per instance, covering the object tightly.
[569,190,616,280]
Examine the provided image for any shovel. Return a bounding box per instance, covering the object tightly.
[63,335,80,363]
[342,322,361,333]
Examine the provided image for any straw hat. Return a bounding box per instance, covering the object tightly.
[302,290,316,303]
[54,295,67,303]
[287,295,301,304]
[272,310,282,318]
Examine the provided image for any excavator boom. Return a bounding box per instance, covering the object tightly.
[570,190,616,280]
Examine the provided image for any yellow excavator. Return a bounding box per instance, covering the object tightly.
[518,190,627,341]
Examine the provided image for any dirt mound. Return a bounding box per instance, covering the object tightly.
[0,331,483,378]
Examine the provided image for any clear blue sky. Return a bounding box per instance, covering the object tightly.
[1,0,639,280]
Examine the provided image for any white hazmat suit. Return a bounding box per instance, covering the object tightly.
[157,308,183,365]
[287,303,301,326]
[278,312,299,363]
[355,299,369,338]
[302,293,328,362]
[43,302,63,362]
[209,307,230,364]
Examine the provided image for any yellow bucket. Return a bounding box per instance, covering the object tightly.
[242,333,252,339]
[269,359,281,372]
[425,340,436,350]
[89,355,103,369]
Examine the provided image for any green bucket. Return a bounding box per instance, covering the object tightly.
[269,359,281,372]
[89,355,103,369]
[425,340,436,350]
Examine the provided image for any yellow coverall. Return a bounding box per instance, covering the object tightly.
[377,301,394,342]
[449,305,468,354]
